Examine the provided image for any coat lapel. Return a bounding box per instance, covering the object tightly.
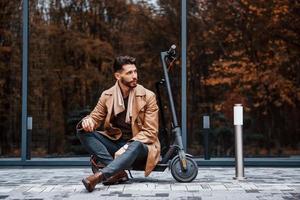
[104,89,114,127]
[131,85,146,124]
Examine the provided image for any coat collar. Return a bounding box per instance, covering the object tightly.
[103,84,146,96]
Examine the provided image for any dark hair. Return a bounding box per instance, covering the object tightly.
[113,56,136,72]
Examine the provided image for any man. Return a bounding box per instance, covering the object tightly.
[77,56,161,192]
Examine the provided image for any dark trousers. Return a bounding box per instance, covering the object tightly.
[77,130,148,178]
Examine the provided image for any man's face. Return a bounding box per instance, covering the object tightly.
[115,64,138,88]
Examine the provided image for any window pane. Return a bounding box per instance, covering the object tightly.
[28,0,177,157]
[187,1,300,157]
[0,1,22,158]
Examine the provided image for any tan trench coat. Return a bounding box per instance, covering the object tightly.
[87,84,161,176]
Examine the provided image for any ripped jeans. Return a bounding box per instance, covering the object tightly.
[77,130,148,178]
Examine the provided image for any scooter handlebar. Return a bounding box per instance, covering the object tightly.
[166,44,177,61]
[167,44,176,57]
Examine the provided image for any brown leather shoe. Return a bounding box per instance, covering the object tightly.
[103,170,129,185]
[82,172,104,192]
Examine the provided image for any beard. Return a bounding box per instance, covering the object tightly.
[120,77,138,88]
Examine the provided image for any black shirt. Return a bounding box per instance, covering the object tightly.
[111,97,132,141]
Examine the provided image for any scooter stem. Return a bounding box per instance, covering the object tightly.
[161,50,187,171]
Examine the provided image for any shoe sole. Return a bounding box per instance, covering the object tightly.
[103,176,129,185]
[82,179,93,192]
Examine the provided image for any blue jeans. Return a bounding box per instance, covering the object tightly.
[77,130,148,178]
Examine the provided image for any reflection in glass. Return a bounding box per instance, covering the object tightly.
[28,0,179,157]
[187,0,300,157]
[0,1,22,158]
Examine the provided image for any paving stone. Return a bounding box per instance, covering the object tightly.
[0,188,13,193]
[187,185,203,191]
[118,193,132,197]
[154,184,171,191]
[107,185,124,192]
[155,193,169,197]
[209,184,227,191]
[27,187,46,193]
[200,184,211,190]
[245,189,260,193]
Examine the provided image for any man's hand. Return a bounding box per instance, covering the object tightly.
[82,117,96,132]
[114,144,128,158]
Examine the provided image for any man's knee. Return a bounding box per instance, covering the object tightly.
[76,129,85,137]
[128,141,148,165]
[130,140,142,147]
[129,141,147,152]
[76,130,93,141]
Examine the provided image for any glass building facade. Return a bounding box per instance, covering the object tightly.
[0,0,299,166]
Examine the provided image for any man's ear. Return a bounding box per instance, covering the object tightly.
[114,72,121,80]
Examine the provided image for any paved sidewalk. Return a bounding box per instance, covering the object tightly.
[0,167,299,200]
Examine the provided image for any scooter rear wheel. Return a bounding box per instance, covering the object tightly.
[170,155,198,182]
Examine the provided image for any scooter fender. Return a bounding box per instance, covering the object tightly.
[168,153,194,169]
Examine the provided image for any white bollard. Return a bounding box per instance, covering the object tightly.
[27,116,32,130]
[26,116,32,160]
[233,104,245,180]
[203,116,210,160]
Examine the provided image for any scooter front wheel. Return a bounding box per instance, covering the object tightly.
[170,155,198,182]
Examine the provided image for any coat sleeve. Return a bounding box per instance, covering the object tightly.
[131,93,159,144]
[84,93,107,128]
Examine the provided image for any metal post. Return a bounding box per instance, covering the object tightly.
[181,0,187,151]
[203,116,210,160]
[21,0,29,162]
[26,117,32,160]
[233,104,245,180]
